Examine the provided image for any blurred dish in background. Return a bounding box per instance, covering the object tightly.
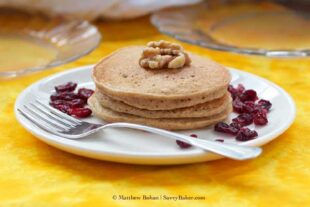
[0,0,202,20]
[0,8,101,78]
[0,34,58,73]
[152,0,310,57]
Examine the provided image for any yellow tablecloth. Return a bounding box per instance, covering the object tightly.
[1,17,309,207]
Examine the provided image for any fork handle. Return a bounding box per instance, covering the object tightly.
[104,123,262,160]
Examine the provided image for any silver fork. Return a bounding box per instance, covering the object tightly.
[17,100,262,160]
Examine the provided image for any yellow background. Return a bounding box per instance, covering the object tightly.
[0,17,309,206]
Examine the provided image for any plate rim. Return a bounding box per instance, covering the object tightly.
[14,65,296,164]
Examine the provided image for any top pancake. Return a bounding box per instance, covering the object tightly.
[93,46,231,110]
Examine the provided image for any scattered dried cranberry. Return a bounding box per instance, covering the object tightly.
[55,82,77,93]
[186,84,272,146]
[50,92,80,101]
[228,85,238,100]
[229,122,242,130]
[227,85,236,94]
[176,134,197,149]
[243,101,256,113]
[232,113,253,126]
[50,82,93,118]
[214,122,239,135]
[239,89,258,102]
[228,84,245,100]
[257,99,272,111]
[78,88,94,100]
[236,84,245,93]
[50,99,86,108]
[50,103,71,114]
[253,106,268,116]
[176,140,191,149]
[236,128,258,141]
[69,108,92,118]
[253,111,268,125]
[68,99,86,108]
[50,99,67,106]
[232,98,244,113]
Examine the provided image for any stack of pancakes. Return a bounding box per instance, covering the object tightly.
[88,46,232,130]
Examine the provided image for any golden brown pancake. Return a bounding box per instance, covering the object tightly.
[88,95,232,130]
[94,90,231,119]
[93,46,231,110]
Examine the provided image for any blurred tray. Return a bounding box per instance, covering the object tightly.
[151,1,310,57]
[0,8,101,78]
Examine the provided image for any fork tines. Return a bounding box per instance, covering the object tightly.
[18,100,81,134]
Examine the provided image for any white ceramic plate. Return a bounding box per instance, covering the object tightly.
[15,65,296,165]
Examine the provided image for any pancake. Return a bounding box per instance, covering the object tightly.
[93,46,231,110]
[94,90,232,119]
[88,95,232,130]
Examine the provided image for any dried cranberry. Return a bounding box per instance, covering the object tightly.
[50,82,95,119]
[50,92,80,101]
[69,108,92,118]
[239,90,258,102]
[228,85,238,100]
[176,134,197,149]
[229,122,242,130]
[78,88,94,100]
[232,98,244,113]
[176,140,191,149]
[55,82,77,93]
[236,128,258,141]
[232,113,253,126]
[227,85,235,93]
[51,103,71,114]
[253,111,268,125]
[68,99,86,108]
[50,99,67,106]
[257,99,272,111]
[243,101,256,113]
[50,93,60,101]
[253,106,268,116]
[50,99,86,108]
[215,122,228,131]
[219,84,270,141]
[228,84,245,100]
[214,122,239,135]
[236,84,245,93]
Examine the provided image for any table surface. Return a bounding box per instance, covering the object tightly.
[0,17,309,206]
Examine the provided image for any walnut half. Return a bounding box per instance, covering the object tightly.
[139,40,191,69]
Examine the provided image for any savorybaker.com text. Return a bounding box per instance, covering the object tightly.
[112,194,206,201]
